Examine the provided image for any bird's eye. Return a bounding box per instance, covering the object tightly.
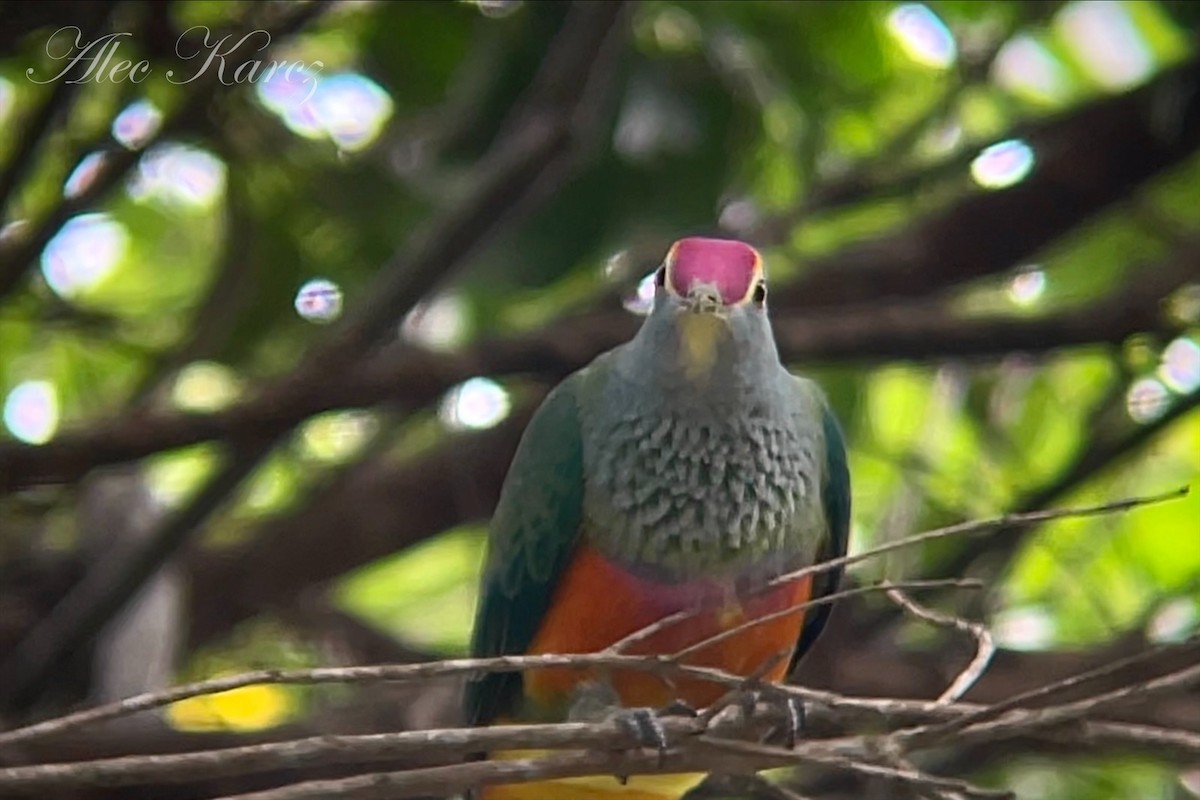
[752,281,767,305]
[654,266,666,288]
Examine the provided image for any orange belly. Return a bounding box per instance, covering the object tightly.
[525,544,812,711]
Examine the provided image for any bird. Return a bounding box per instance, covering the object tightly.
[464,236,851,799]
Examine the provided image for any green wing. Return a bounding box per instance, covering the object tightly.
[789,399,852,672]
[465,375,587,726]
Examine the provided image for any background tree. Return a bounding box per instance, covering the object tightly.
[0,1,1197,798]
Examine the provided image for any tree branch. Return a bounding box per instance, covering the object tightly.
[3,238,1193,496]
[0,486,1185,749]
[0,655,1196,797]
[884,585,995,704]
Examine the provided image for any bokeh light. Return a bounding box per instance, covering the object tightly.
[128,143,226,208]
[470,0,522,19]
[718,198,760,236]
[40,212,128,298]
[171,361,243,413]
[1146,598,1197,643]
[649,5,702,52]
[1055,0,1153,91]
[970,139,1035,189]
[992,606,1055,650]
[401,292,469,351]
[0,76,13,126]
[1182,769,1200,799]
[112,99,163,149]
[0,219,27,246]
[439,377,511,431]
[257,71,394,153]
[62,151,107,199]
[1126,376,1171,423]
[886,4,957,70]
[294,277,343,323]
[1167,284,1200,325]
[3,381,59,445]
[1159,336,1200,394]
[311,74,395,152]
[992,34,1071,104]
[613,81,698,162]
[300,410,376,463]
[256,66,323,138]
[1008,267,1046,307]
[622,270,658,316]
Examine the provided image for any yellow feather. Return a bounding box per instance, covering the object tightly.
[481,749,705,800]
[677,313,726,381]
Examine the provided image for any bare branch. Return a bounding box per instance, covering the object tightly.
[948,662,1200,748]
[660,580,981,662]
[0,487,1185,746]
[936,386,1200,580]
[894,642,1196,748]
[695,738,1012,800]
[4,242,1193,497]
[883,584,995,703]
[759,487,1188,598]
[0,665,1195,794]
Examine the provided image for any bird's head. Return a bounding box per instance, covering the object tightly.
[640,236,775,382]
[658,236,767,312]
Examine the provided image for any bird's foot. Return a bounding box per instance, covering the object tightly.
[608,700,698,782]
[767,694,805,749]
[569,684,698,780]
[614,707,669,763]
[712,689,805,749]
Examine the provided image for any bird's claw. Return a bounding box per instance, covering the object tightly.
[775,695,805,749]
[614,706,670,766]
[726,690,806,749]
[657,699,700,718]
[614,699,709,782]
[612,699,698,768]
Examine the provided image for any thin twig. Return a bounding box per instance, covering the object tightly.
[614,579,982,657]
[0,718,686,792]
[0,489,1184,744]
[763,486,1188,599]
[0,655,729,749]
[883,583,995,703]
[945,662,1200,749]
[0,708,1194,793]
[611,488,1184,659]
[0,674,1196,792]
[695,738,1012,800]
[694,648,790,727]
[893,641,1198,748]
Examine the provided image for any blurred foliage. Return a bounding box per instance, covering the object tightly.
[1,1,1199,797]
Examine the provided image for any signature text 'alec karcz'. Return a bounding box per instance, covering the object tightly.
[27,25,323,101]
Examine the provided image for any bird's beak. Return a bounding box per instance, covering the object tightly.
[684,283,724,315]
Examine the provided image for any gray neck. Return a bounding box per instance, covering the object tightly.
[579,304,823,582]
[615,306,783,409]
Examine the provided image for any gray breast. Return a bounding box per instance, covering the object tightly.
[581,406,824,579]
